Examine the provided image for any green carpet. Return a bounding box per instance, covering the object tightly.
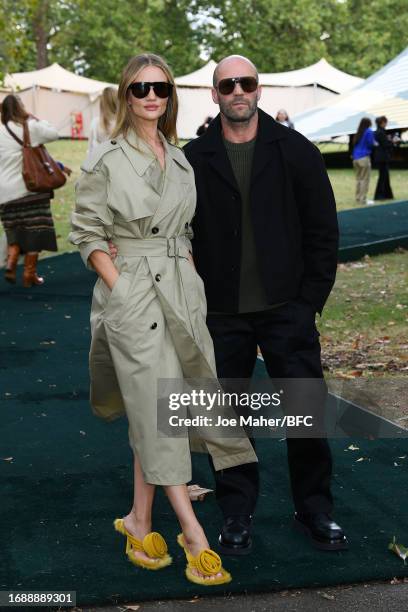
[338,200,408,261]
[1,253,408,606]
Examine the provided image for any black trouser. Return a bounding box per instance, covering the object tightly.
[207,300,333,518]
[374,162,394,200]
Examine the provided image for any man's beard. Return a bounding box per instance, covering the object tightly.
[219,96,258,123]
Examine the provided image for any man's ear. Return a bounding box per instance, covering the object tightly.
[257,85,262,102]
[211,87,219,105]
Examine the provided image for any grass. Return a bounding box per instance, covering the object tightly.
[319,250,408,377]
[328,168,407,211]
[1,140,407,385]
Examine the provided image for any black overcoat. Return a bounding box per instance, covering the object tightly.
[183,109,338,314]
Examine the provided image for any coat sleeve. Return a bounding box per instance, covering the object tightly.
[28,119,59,146]
[69,159,114,270]
[293,141,339,314]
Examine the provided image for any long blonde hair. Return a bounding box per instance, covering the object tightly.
[111,53,178,144]
[99,87,118,135]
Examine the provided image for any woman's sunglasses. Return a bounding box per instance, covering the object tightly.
[217,76,258,95]
[128,81,173,99]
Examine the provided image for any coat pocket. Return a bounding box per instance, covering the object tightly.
[103,273,131,327]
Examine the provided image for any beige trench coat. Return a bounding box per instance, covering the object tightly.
[69,131,257,485]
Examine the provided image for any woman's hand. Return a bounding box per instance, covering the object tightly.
[89,249,119,290]
[108,241,118,260]
[62,165,72,176]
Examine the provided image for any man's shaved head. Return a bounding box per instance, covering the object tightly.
[213,55,258,87]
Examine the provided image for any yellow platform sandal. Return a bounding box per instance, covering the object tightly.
[114,518,172,570]
[177,533,232,586]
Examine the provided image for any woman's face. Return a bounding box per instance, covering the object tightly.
[277,111,287,122]
[127,65,170,123]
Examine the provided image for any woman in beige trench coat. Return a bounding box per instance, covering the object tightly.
[69,54,257,585]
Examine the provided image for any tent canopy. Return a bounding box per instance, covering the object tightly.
[175,58,362,94]
[259,58,362,93]
[4,63,115,96]
[293,47,408,141]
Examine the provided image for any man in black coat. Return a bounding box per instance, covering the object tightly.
[184,55,348,554]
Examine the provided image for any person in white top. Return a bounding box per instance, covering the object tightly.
[0,94,66,286]
[88,87,118,154]
[275,108,294,129]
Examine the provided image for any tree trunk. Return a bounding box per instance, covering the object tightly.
[32,0,49,68]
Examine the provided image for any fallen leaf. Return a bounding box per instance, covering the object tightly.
[319,592,335,600]
[348,445,360,451]
[125,605,140,611]
[388,536,408,564]
[2,457,13,461]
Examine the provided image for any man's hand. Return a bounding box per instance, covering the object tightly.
[188,251,196,270]
[108,241,118,261]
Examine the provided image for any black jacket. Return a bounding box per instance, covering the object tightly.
[183,109,338,314]
[374,127,393,163]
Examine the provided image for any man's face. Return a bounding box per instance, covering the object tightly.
[212,58,261,123]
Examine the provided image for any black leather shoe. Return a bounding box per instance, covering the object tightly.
[293,512,349,551]
[218,515,253,555]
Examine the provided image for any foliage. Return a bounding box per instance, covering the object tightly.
[0,0,407,82]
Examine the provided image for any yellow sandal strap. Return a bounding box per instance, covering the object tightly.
[142,532,168,558]
[187,548,222,576]
[115,519,168,558]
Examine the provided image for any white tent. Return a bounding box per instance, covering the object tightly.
[1,63,116,137]
[293,47,408,141]
[175,58,363,139]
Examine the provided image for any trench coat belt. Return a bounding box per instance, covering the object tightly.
[113,236,190,259]
[113,234,199,342]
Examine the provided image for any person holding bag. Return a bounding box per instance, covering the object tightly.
[0,94,68,286]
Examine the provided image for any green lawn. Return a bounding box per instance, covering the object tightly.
[1,139,407,380]
[319,250,408,377]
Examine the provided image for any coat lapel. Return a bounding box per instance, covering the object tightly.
[152,135,192,226]
[193,110,289,188]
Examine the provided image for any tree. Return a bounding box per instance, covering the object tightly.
[50,0,204,81]
[195,0,328,72]
[322,0,408,77]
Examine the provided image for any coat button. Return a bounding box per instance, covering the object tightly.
[110,139,117,145]
[151,322,158,329]
[155,274,161,282]
[152,227,159,234]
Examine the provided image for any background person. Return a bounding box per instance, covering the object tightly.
[196,115,214,137]
[374,115,394,200]
[0,95,62,286]
[275,108,294,129]
[88,86,118,154]
[352,117,376,205]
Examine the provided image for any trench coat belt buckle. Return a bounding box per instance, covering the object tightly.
[167,236,189,260]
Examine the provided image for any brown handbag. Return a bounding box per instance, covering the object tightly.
[5,120,66,193]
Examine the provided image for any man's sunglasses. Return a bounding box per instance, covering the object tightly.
[128,81,173,99]
[217,76,258,95]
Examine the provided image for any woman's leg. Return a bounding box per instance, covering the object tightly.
[23,251,45,287]
[4,243,20,283]
[164,484,223,581]
[122,453,159,562]
[353,159,360,203]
